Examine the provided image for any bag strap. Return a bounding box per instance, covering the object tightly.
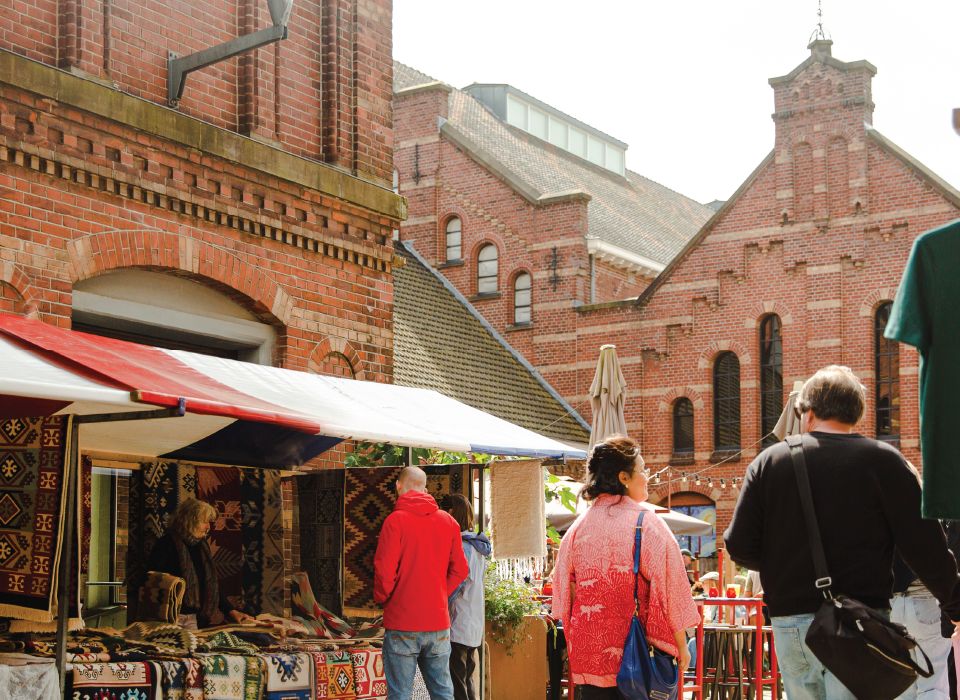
[785,434,834,598]
[633,510,646,611]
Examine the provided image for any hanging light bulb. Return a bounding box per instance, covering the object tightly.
[681,471,687,483]
[708,477,713,487]
[720,478,726,489]
[695,475,701,486]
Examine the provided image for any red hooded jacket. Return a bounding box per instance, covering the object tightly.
[373,490,469,631]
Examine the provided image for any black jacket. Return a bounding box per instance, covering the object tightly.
[145,533,235,620]
[724,432,960,620]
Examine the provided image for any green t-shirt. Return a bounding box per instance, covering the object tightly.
[885,217,960,519]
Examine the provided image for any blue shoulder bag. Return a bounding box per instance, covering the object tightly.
[616,511,680,700]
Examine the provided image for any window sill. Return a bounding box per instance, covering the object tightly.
[877,436,901,449]
[437,259,464,269]
[669,455,695,466]
[468,292,501,302]
[710,450,741,463]
[505,323,533,333]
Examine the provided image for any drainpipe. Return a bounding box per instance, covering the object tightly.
[586,236,600,304]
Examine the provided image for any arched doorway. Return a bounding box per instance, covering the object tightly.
[72,270,277,364]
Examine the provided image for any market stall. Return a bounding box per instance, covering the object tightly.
[0,314,585,699]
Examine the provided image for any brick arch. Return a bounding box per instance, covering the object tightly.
[307,337,366,380]
[648,481,720,506]
[742,301,794,329]
[65,230,295,326]
[657,387,706,413]
[1,261,43,319]
[858,288,895,318]
[471,237,504,294]
[697,341,751,370]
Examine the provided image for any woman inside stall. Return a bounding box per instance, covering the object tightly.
[143,498,253,629]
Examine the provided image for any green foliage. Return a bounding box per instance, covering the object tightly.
[343,442,493,468]
[544,471,578,545]
[484,568,546,656]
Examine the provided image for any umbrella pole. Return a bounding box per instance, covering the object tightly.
[56,418,79,698]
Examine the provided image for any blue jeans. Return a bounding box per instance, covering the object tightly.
[383,629,454,700]
[772,613,857,700]
[891,587,952,700]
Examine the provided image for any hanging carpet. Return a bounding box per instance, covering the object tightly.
[312,650,357,700]
[0,415,73,624]
[296,470,345,614]
[342,465,464,614]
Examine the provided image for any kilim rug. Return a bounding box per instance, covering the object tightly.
[241,469,284,617]
[261,652,312,700]
[351,650,385,699]
[0,415,71,624]
[342,466,464,612]
[159,659,204,700]
[196,467,244,614]
[312,651,357,700]
[72,662,157,700]
[198,654,264,700]
[296,470,345,614]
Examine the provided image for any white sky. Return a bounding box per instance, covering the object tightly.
[394,0,960,206]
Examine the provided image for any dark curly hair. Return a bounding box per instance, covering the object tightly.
[581,434,644,502]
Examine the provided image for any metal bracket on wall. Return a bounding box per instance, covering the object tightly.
[167,25,287,108]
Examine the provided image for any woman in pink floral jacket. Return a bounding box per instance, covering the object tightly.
[552,435,700,699]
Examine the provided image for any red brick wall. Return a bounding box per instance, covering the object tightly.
[0,0,394,185]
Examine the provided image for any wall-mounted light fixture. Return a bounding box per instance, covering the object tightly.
[168,0,294,108]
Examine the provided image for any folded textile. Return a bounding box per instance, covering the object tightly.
[351,650,386,699]
[111,621,199,656]
[0,662,59,700]
[137,572,186,624]
[292,572,356,639]
[232,631,277,648]
[72,662,156,700]
[198,654,264,700]
[313,651,357,700]
[255,614,310,638]
[262,652,312,700]
[197,631,260,655]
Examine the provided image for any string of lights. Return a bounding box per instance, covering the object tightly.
[648,430,779,488]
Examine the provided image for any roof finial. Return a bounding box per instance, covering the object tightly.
[809,0,831,43]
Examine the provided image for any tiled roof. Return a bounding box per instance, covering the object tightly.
[392,243,591,445]
[394,62,714,266]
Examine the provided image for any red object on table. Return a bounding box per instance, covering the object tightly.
[726,587,737,598]
[542,581,553,597]
[708,587,719,598]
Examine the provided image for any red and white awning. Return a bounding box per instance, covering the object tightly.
[0,315,587,467]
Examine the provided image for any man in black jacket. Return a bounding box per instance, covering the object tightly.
[725,365,960,700]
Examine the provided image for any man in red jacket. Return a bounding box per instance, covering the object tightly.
[374,466,470,700]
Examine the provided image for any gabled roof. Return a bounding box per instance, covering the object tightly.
[393,62,713,267]
[392,242,591,445]
[636,127,960,306]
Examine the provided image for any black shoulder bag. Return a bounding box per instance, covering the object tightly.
[785,434,934,700]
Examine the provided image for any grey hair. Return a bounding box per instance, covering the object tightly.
[167,498,217,539]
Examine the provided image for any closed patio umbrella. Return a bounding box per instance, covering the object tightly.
[589,344,628,450]
[773,381,805,441]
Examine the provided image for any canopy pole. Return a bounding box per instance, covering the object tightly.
[478,464,486,700]
[404,446,414,467]
[55,402,186,696]
[55,419,79,698]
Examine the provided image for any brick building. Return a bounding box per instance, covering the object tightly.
[396,41,960,555]
[1,0,403,618]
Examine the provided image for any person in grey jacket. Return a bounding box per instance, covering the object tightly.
[442,494,491,700]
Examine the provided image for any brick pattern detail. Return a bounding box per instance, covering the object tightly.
[307,337,364,379]
[1,0,393,185]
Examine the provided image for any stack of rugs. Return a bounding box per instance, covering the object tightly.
[0,573,424,700]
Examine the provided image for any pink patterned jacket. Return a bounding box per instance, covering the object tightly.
[552,494,701,687]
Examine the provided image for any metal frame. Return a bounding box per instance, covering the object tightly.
[168,25,287,107]
[56,401,186,696]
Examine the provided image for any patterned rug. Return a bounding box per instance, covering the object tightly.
[199,654,264,700]
[0,415,71,624]
[262,652,312,700]
[72,661,158,700]
[351,650,386,699]
[159,659,204,700]
[128,463,285,621]
[313,650,357,700]
[296,470,345,614]
[342,466,464,612]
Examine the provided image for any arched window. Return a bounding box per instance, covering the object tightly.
[477,244,498,294]
[759,315,783,446]
[673,398,694,455]
[714,351,741,451]
[875,302,900,439]
[513,273,531,325]
[445,217,462,261]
